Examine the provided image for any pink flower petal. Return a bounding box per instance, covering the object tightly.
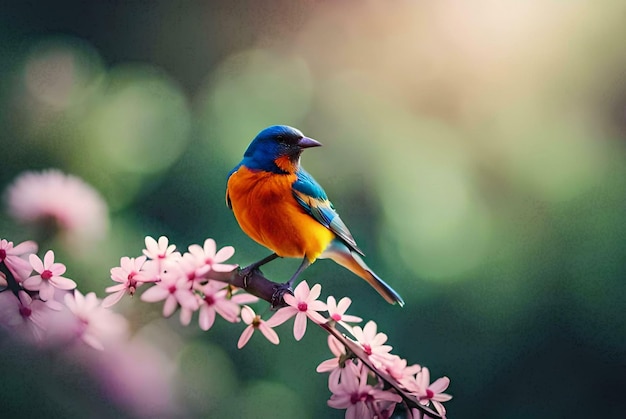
[43,250,54,268]
[433,393,453,403]
[105,283,127,293]
[203,239,216,257]
[308,300,328,312]
[237,325,254,348]
[210,263,237,272]
[283,293,297,307]
[429,376,450,394]
[50,276,77,290]
[199,306,216,331]
[163,295,178,317]
[258,323,280,345]
[140,286,169,302]
[102,290,125,308]
[306,310,327,325]
[12,240,37,255]
[22,275,42,289]
[266,307,296,327]
[240,305,255,324]
[307,283,322,301]
[29,254,44,273]
[214,246,234,262]
[293,312,308,341]
[50,262,66,276]
[179,308,193,326]
[337,297,352,312]
[293,281,310,300]
[316,359,338,373]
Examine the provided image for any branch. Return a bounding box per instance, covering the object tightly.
[207,267,289,308]
[209,267,442,418]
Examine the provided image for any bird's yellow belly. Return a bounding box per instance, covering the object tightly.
[227,168,334,261]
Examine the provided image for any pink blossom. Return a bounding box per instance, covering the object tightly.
[196,281,242,330]
[140,266,198,317]
[237,305,280,348]
[328,361,402,418]
[0,290,57,342]
[0,238,38,280]
[142,236,180,270]
[350,320,394,367]
[269,281,327,341]
[176,252,207,285]
[316,335,348,386]
[64,290,128,350]
[317,335,347,372]
[23,250,76,301]
[5,170,108,243]
[408,367,452,417]
[187,238,237,273]
[380,355,422,388]
[326,296,362,331]
[103,256,155,308]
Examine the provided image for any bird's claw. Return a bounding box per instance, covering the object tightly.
[271,282,293,309]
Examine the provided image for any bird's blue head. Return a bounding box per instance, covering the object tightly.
[241,125,322,174]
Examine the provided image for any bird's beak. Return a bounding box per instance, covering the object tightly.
[298,137,322,149]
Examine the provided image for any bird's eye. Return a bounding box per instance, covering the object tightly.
[276,135,285,143]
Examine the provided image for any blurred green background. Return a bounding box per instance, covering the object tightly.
[1,1,626,418]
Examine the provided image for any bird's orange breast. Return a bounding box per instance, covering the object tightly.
[227,166,335,261]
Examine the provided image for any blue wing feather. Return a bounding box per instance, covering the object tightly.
[293,169,327,200]
[293,169,365,256]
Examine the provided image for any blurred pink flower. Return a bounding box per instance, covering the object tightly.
[103,256,155,308]
[64,290,128,350]
[326,296,362,331]
[96,337,181,418]
[140,266,198,317]
[5,169,108,243]
[23,250,76,301]
[0,290,56,343]
[0,238,38,280]
[187,238,237,273]
[328,361,401,418]
[237,305,280,348]
[350,320,394,368]
[269,281,327,341]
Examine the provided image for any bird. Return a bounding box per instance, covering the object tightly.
[226,125,404,306]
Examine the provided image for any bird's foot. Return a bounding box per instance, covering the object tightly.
[270,282,294,310]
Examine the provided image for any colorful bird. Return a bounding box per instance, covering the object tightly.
[226,125,404,306]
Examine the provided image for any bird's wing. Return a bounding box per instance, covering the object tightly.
[292,169,365,256]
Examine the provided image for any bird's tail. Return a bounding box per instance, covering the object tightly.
[321,240,404,307]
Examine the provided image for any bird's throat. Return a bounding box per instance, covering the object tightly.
[274,155,300,173]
